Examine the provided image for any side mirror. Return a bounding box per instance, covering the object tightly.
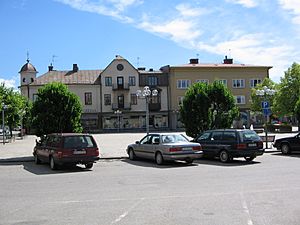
[135,141,140,144]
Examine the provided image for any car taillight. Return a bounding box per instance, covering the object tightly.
[95,148,99,156]
[169,147,181,152]
[258,141,263,148]
[192,146,202,151]
[236,144,247,149]
[57,151,63,158]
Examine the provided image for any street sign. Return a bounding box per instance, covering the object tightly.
[263,108,271,116]
[261,101,269,109]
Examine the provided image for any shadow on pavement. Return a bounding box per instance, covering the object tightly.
[272,152,300,158]
[122,158,198,169]
[0,161,92,175]
[194,157,261,167]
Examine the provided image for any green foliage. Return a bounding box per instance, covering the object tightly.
[0,83,29,135]
[180,81,239,138]
[31,82,83,136]
[250,78,277,113]
[273,63,300,116]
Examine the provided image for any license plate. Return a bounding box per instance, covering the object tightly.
[73,150,86,155]
[248,143,257,147]
[182,147,192,151]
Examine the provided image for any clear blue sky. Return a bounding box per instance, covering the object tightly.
[1,0,300,88]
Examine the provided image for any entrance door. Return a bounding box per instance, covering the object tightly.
[118,95,124,109]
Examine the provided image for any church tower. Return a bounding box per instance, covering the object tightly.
[19,57,38,99]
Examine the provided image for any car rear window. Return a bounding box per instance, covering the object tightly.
[63,136,96,148]
[240,130,261,141]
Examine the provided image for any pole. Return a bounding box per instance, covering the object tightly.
[146,96,149,135]
[2,108,5,145]
[265,114,269,149]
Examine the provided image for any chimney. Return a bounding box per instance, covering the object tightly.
[48,64,53,72]
[149,68,154,72]
[73,64,79,72]
[138,67,146,71]
[189,58,199,64]
[223,56,233,64]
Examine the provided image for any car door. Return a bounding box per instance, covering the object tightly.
[135,135,153,159]
[195,131,212,156]
[207,131,224,157]
[289,134,300,150]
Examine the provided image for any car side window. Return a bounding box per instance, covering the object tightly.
[223,132,236,141]
[140,135,152,145]
[152,135,160,144]
[211,131,223,141]
[197,132,211,141]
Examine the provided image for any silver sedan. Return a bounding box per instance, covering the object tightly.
[127,133,203,165]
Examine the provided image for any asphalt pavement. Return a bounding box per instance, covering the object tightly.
[0,128,298,163]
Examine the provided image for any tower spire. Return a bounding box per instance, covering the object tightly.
[26,51,30,63]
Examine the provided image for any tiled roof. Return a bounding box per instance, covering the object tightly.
[30,70,102,85]
[19,61,38,73]
[172,63,272,68]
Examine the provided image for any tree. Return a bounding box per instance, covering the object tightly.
[273,63,300,116]
[31,82,83,136]
[180,81,238,138]
[0,83,28,136]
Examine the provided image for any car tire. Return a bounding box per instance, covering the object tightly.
[34,153,41,164]
[155,152,164,165]
[185,158,194,164]
[281,143,291,154]
[128,148,136,160]
[85,163,93,169]
[244,156,255,162]
[219,150,230,163]
[50,157,57,170]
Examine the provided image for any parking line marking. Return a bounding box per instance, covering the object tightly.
[240,192,254,225]
[111,198,145,224]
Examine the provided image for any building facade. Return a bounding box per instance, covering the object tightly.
[19,55,271,132]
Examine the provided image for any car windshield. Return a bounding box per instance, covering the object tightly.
[161,134,189,143]
[63,136,96,148]
[240,130,261,141]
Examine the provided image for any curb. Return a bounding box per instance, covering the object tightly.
[0,156,128,163]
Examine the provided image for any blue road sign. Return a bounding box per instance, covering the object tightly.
[263,108,271,116]
[261,101,269,109]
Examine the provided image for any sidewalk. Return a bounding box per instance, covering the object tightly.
[0,129,297,163]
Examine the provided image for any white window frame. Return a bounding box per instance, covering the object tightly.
[216,79,227,87]
[250,78,262,88]
[196,79,209,84]
[232,79,245,88]
[177,79,191,89]
[235,95,246,104]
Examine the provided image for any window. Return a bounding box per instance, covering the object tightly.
[177,79,191,89]
[178,96,184,105]
[129,76,136,86]
[250,79,262,88]
[216,79,227,86]
[196,79,209,84]
[232,79,245,88]
[223,131,237,141]
[130,94,137,105]
[196,132,211,141]
[211,131,223,141]
[235,95,246,104]
[105,77,112,86]
[148,76,158,86]
[85,92,92,105]
[104,94,111,105]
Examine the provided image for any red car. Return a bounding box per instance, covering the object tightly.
[33,133,99,170]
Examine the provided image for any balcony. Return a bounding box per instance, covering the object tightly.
[112,102,131,110]
[149,103,161,111]
[112,83,130,91]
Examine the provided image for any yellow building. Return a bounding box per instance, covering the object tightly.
[161,57,272,129]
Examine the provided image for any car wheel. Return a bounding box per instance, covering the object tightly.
[219,150,229,163]
[281,143,291,154]
[155,152,164,165]
[244,156,255,162]
[185,158,194,164]
[50,157,57,170]
[85,163,93,169]
[34,153,41,164]
[128,148,136,160]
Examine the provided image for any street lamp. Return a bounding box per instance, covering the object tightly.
[2,103,8,145]
[256,86,275,148]
[136,86,158,135]
[114,110,122,133]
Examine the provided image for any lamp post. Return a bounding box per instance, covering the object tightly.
[256,86,275,148]
[114,110,122,133]
[2,103,8,145]
[136,86,158,135]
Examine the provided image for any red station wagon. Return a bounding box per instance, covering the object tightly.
[33,133,100,170]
